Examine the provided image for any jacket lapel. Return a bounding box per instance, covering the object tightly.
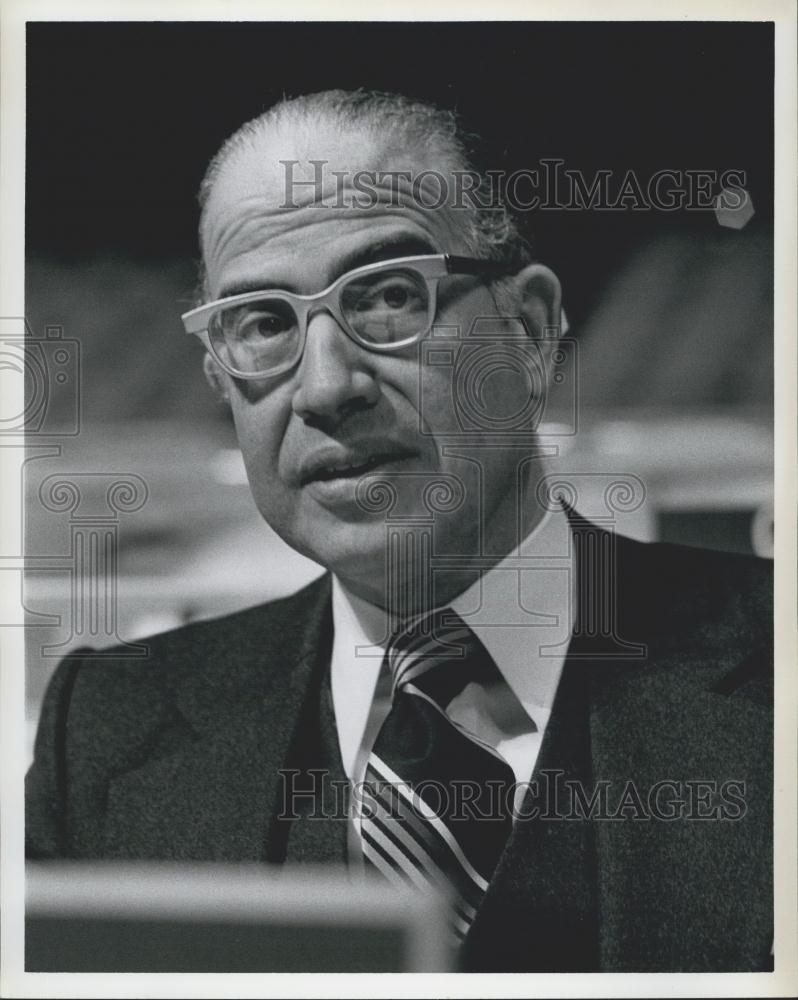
[463,657,598,971]
[583,530,773,971]
[465,529,772,972]
[464,642,771,973]
[281,667,351,866]
[103,575,334,861]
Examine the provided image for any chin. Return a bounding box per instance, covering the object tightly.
[290,519,390,586]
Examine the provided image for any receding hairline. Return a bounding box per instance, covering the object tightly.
[199,94,470,217]
[194,89,532,302]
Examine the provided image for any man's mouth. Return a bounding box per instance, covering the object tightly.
[299,443,419,486]
[310,453,412,482]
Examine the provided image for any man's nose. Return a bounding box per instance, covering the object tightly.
[291,310,381,428]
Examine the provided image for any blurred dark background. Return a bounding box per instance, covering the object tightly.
[25,20,774,418]
[25,20,774,417]
[23,21,774,726]
[27,22,773,292]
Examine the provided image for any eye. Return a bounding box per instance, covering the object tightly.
[352,275,425,312]
[232,301,296,340]
[250,313,291,336]
[382,283,409,308]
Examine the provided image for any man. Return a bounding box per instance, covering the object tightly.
[26,90,773,972]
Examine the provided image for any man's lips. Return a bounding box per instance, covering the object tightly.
[298,442,419,486]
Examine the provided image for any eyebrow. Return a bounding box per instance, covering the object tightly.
[217,234,439,299]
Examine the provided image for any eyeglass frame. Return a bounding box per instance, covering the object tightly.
[181,253,515,380]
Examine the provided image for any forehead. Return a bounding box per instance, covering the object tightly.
[201,120,470,298]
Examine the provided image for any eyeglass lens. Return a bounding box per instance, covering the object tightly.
[340,267,429,345]
[209,266,432,375]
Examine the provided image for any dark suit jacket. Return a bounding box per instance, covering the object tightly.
[26,529,773,972]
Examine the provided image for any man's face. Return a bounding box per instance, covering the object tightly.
[201,122,557,604]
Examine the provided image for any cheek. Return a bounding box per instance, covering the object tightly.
[417,288,510,432]
[416,370,459,436]
[228,393,289,500]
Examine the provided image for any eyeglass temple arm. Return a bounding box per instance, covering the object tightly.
[443,254,518,277]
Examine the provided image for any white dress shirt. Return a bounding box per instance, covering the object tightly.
[330,506,576,845]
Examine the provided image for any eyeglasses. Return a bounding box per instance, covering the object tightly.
[181,254,512,379]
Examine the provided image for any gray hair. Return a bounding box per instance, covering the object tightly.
[196,88,532,300]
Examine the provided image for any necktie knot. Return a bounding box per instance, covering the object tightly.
[385,608,492,702]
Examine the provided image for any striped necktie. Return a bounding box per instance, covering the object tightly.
[360,607,515,942]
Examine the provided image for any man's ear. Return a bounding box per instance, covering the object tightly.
[203,351,230,402]
[511,263,562,339]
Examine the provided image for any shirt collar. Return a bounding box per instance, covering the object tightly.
[330,504,574,777]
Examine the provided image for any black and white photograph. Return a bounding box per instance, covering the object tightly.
[1,1,796,994]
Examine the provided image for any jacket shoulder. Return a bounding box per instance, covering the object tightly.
[615,536,773,699]
[26,574,331,857]
[72,571,330,695]
[629,538,772,634]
